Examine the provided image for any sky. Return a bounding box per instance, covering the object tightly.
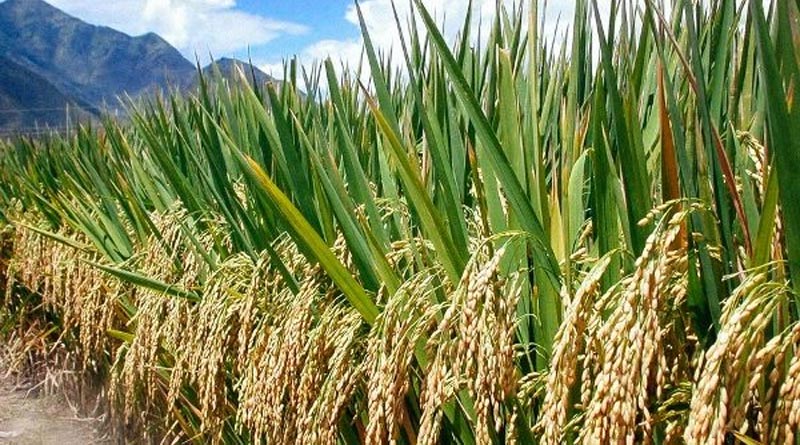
[35,0,586,77]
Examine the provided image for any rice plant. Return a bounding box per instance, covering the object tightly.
[0,0,798,443]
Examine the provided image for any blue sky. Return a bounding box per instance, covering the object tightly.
[38,0,583,76]
[223,0,360,63]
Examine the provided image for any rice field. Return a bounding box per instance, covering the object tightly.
[0,0,799,443]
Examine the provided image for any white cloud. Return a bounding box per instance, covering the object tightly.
[340,0,510,70]
[260,0,617,81]
[46,0,308,59]
[258,61,288,78]
[303,38,365,71]
[259,0,517,81]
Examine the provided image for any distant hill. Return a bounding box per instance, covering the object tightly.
[0,0,275,134]
[0,53,92,133]
[200,57,275,87]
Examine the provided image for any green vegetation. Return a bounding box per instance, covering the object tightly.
[1,0,799,443]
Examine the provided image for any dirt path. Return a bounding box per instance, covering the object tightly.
[0,376,111,445]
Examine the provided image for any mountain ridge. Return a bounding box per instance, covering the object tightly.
[0,0,274,134]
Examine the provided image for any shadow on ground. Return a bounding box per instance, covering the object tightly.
[0,375,111,445]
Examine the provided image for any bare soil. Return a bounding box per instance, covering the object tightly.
[0,375,111,445]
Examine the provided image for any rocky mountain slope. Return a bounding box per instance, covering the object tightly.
[0,0,273,134]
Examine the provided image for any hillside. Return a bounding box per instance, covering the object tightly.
[0,0,195,105]
[0,54,86,133]
[0,0,273,134]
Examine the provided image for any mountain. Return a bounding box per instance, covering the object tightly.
[0,53,91,133]
[0,0,195,105]
[202,58,275,86]
[0,0,274,135]
[190,57,278,92]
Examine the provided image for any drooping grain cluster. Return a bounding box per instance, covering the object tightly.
[537,206,696,444]
[418,244,522,445]
[7,222,119,368]
[686,272,799,444]
[365,271,440,445]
